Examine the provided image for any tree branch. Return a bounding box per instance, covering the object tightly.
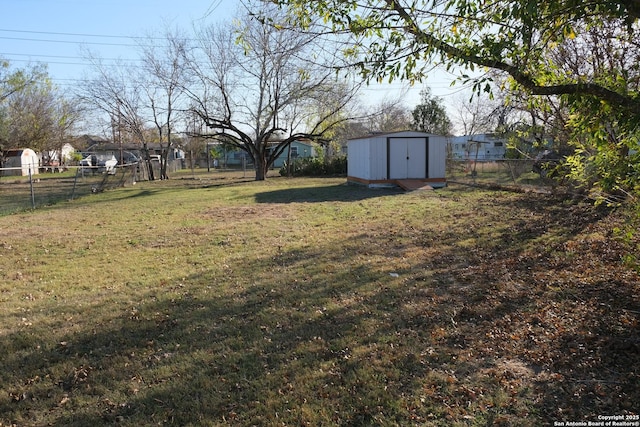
[385,0,640,112]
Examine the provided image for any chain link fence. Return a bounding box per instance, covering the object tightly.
[446,158,556,191]
[0,164,139,216]
[1,158,559,216]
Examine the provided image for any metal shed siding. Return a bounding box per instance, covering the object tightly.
[347,137,371,178]
[369,136,388,180]
[428,135,447,178]
[348,131,447,184]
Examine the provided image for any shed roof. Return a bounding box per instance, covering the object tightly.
[3,148,37,157]
[348,130,444,141]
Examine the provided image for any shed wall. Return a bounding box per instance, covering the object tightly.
[347,138,371,179]
[369,136,388,180]
[428,136,447,178]
[3,149,40,176]
[347,132,447,187]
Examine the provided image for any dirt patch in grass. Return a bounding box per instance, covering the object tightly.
[0,179,637,426]
[203,205,295,222]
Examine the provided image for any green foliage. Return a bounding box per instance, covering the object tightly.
[563,94,640,199]
[69,151,84,163]
[209,145,224,160]
[411,87,453,135]
[272,0,640,197]
[613,200,640,272]
[274,0,638,90]
[279,155,347,177]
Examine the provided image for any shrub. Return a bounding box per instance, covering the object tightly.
[280,155,347,177]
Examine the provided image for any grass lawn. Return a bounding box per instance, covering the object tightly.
[0,173,638,426]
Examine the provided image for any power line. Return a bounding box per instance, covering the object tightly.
[4,58,94,66]
[0,28,152,40]
[0,52,141,62]
[0,28,200,42]
[0,35,140,48]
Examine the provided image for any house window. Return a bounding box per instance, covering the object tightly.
[291,146,299,158]
[494,142,503,147]
[461,144,466,149]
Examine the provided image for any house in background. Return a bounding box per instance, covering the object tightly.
[82,141,184,180]
[219,139,316,168]
[2,148,40,176]
[85,142,185,166]
[269,139,315,168]
[41,143,76,172]
[73,135,110,151]
[449,133,507,160]
[57,143,76,163]
[347,131,448,189]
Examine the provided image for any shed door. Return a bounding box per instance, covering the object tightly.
[388,137,428,179]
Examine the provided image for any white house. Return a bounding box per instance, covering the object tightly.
[347,131,447,188]
[450,133,506,160]
[41,143,76,171]
[2,148,40,176]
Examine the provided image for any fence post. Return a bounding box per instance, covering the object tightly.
[29,166,36,209]
[71,167,80,200]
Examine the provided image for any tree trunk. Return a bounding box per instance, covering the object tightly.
[142,142,155,181]
[286,143,292,176]
[160,146,170,180]
[254,155,268,180]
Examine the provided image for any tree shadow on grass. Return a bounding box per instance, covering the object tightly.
[254,183,402,204]
[1,190,637,426]
[0,243,404,425]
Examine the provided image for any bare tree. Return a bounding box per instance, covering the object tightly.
[138,28,190,179]
[363,97,412,133]
[45,95,83,167]
[80,57,156,179]
[186,3,360,180]
[5,77,56,152]
[451,90,504,136]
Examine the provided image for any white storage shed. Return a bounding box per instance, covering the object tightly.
[347,131,447,188]
[3,148,40,177]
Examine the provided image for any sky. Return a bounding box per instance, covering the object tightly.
[0,0,234,86]
[0,0,469,114]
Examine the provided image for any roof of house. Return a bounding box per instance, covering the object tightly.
[86,141,180,152]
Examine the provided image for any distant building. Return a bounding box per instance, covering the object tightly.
[2,149,40,176]
[215,139,317,168]
[269,140,316,168]
[85,142,185,166]
[41,143,76,171]
[450,134,506,160]
[72,135,110,151]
